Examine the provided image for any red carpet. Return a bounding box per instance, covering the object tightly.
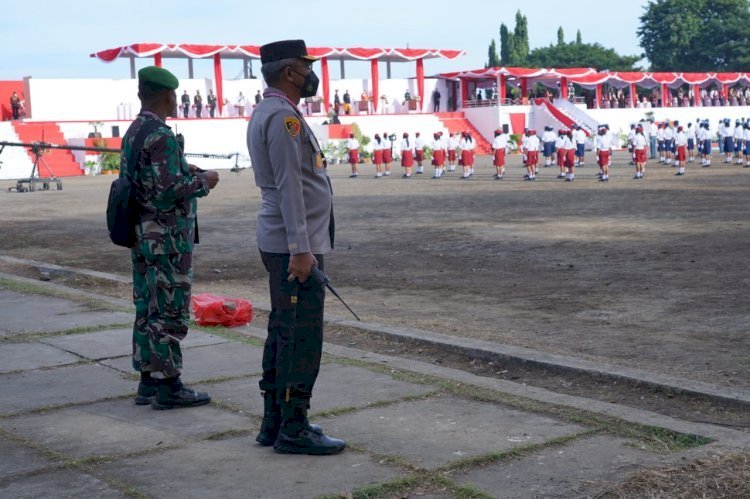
[11,122,82,177]
[435,112,492,154]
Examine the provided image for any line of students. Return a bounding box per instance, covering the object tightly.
[364,131,477,179]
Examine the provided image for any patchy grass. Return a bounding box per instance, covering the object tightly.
[595,452,750,498]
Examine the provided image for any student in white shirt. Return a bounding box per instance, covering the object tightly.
[596,126,614,182]
[414,132,425,173]
[491,129,509,180]
[524,130,541,181]
[430,132,446,178]
[347,133,360,177]
[541,126,556,167]
[733,120,744,165]
[555,129,567,179]
[674,126,688,175]
[633,126,648,179]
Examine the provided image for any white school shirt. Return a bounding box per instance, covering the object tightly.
[596,133,614,150]
[555,135,565,149]
[627,129,636,144]
[440,136,449,151]
[656,128,665,141]
[372,139,383,151]
[640,124,651,141]
[634,134,647,150]
[414,137,424,151]
[734,126,744,141]
[542,130,556,143]
[744,128,750,142]
[696,127,705,141]
[573,129,586,146]
[686,127,696,141]
[347,138,360,150]
[561,136,573,149]
[675,131,688,146]
[458,138,470,150]
[400,138,411,152]
[430,139,442,150]
[525,135,541,151]
[722,125,733,138]
[492,135,508,150]
[448,136,459,150]
[664,127,674,141]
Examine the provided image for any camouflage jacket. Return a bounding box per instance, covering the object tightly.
[120,111,210,255]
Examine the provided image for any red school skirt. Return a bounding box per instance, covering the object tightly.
[401,150,414,167]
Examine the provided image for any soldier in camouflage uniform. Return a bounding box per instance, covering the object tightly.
[123,66,220,410]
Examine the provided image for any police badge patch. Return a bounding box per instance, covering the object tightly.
[284,116,301,137]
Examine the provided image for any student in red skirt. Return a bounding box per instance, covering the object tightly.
[431,132,446,178]
[347,133,360,177]
[563,130,576,181]
[400,133,414,178]
[459,132,472,179]
[382,131,393,176]
[414,132,425,174]
[491,129,508,180]
[372,133,384,178]
[555,129,567,179]
[524,130,540,181]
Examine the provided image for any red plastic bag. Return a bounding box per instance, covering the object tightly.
[191,293,253,327]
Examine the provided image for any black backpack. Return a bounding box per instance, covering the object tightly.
[106,120,163,248]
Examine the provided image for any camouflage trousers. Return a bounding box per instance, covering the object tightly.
[131,250,193,379]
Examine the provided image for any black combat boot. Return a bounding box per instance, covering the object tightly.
[134,373,159,405]
[273,399,345,455]
[150,377,211,410]
[256,392,324,447]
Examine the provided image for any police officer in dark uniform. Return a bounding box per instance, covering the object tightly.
[207,89,217,118]
[247,39,345,455]
[193,90,203,118]
[181,90,190,118]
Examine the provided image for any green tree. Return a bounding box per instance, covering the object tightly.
[487,39,500,68]
[557,27,565,46]
[638,0,750,71]
[511,10,529,65]
[576,29,582,45]
[500,23,512,65]
[527,41,640,71]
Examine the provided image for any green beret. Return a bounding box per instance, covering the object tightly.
[138,66,179,90]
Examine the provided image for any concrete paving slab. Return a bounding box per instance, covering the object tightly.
[0,342,82,373]
[0,363,133,416]
[0,399,253,459]
[195,363,435,418]
[0,291,130,337]
[41,328,229,361]
[94,436,402,499]
[325,396,585,469]
[0,436,57,480]
[0,469,126,498]
[102,341,263,383]
[454,435,665,498]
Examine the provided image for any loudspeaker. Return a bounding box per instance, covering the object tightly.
[112,126,120,138]
[502,124,509,134]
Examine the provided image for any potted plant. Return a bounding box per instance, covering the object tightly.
[84,160,98,176]
[99,151,120,174]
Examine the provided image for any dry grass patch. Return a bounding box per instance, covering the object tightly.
[597,452,750,498]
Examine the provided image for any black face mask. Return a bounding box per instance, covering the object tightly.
[292,68,319,98]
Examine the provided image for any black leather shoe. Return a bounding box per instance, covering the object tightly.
[274,429,346,455]
[151,381,211,410]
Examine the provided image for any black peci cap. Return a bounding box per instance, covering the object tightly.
[260,39,318,64]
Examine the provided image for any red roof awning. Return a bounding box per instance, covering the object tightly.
[91,44,466,63]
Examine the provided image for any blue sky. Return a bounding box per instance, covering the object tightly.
[0,0,652,81]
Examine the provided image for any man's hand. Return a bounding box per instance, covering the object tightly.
[204,170,220,189]
[288,252,317,283]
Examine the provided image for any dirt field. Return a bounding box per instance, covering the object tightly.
[1,151,749,391]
